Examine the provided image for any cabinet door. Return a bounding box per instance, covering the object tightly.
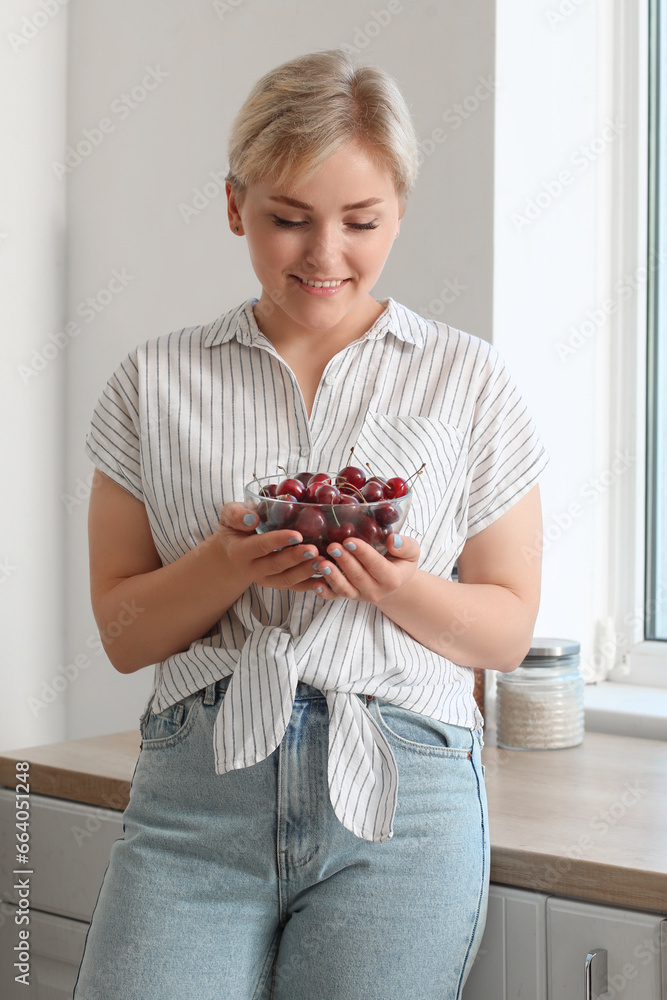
[547,897,665,999]
[462,884,549,1000]
[0,907,89,1000]
[0,788,124,922]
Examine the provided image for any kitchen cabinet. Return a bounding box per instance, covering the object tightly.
[462,885,666,1000]
[0,788,124,999]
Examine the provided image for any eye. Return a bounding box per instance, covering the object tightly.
[348,221,379,230]
[272,216,305,228]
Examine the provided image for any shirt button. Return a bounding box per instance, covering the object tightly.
[325,374,336,387]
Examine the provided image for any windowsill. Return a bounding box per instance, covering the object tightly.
[584,681,667,741]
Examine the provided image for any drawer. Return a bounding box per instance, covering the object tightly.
[547,896,666,999]
[0,788,124,923]
[0,906,89,1000]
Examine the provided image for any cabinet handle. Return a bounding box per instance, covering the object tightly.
[584,948,607,1000]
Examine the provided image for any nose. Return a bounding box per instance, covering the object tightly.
[303,222,341,273]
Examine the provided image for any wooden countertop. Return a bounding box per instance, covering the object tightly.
[1,730,665,913]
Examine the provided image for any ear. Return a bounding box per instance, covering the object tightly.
[226,182,245,235]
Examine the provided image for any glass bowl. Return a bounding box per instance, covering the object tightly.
[243,474,412,558]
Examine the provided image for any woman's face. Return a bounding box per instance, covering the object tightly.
[226,141,402,342]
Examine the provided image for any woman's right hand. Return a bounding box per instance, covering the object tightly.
[214,502,322,592]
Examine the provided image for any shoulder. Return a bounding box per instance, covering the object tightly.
[132,300,250,367]
[388,299,506,388]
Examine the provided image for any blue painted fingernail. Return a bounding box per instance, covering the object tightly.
[243,513,256,526]
[330,547,342,557]
[344,541,357,551]
[288,537,299,545]
[321,566,332,575]
[302,550,312,558]
[393,535,403,548]
[312,561,320,571]
[314,586,323,594]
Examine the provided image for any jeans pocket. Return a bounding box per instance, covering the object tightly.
[140,689,203,749]
[371,699,473,758]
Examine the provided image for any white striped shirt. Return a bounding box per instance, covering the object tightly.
[85,297,548,843]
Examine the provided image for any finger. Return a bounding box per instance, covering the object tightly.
[384,533,420,560]
[219,501,262,532]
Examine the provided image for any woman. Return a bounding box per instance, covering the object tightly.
[74,50,547,1000]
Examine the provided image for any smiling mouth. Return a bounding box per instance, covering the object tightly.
[292,276,349,288]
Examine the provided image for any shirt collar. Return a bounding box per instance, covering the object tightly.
[202,297,428,350]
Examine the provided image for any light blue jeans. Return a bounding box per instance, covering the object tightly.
[72,678,489,1000]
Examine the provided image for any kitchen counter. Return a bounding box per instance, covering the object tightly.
[1,729,665,913]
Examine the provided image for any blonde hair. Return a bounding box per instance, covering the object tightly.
[226,50,419,211]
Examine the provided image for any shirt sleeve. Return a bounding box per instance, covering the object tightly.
[465,345,549,538]
[84,348,144,503]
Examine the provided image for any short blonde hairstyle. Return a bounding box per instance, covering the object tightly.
[226,50,419,211]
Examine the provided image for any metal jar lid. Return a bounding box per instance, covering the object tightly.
[522,638,581,661]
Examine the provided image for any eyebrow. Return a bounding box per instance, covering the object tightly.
[267,195,385,211]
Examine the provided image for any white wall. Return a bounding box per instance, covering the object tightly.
[1,2,68,751]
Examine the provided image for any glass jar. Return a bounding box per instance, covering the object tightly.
[496,639,583,750]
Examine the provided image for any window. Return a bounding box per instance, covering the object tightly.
[646,0,667,641]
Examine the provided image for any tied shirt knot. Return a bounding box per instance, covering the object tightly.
[212,623,399,843]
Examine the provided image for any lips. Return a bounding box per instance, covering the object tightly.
[293,275,349,288]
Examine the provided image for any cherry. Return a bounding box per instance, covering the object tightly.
[383,477,408,499]
[337,492,360,505]
[314,483,341,504]
[356,516,384,546]
[307,473,331,486]
[277,477,306,501]
[271,496,299,525]
[360,480,385,503]
[329,521,357,543]
[374,502,401,526]
[336,465,366,490]
[295,471,313,486]
[294,507,327,538]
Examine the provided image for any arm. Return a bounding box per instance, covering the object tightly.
[88,469,323,673]
[310,484,544,672]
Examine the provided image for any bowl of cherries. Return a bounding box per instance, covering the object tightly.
[244,457,424,558]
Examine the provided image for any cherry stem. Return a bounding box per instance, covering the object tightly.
[339,481,367,501]
[278,465,289,478]
[252,471,270,497]
[364,461,387,483]
[405,463,427,488]
[331,502,341,527]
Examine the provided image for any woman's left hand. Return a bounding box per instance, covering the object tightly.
[309,533,420,604]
